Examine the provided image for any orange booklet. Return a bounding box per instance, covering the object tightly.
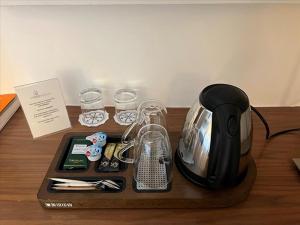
[0,94,16,113]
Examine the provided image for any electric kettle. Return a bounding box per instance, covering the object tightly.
[175,84,253,189]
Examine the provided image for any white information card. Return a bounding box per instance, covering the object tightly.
[15,78,71,138]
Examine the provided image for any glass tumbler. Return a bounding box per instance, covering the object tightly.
[117,124,173,191]
[113,89,138,125]
[79,88,107,126]
[80,88,104,113]
[121,99,167,143]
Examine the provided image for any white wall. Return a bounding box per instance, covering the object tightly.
[1,4,300,107]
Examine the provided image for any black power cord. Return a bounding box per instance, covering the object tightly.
[251,106,300,140]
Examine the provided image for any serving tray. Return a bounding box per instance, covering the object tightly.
[37,132,256,209]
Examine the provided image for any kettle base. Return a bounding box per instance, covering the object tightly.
[175,149,248,189]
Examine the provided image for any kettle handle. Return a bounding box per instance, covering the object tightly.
[207,104,242,189]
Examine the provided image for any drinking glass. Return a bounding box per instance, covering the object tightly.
[113,89,138,125]
[79,88,107,126]
[121,99,167,143]
[117,124,172,191]
[80,88,104,113]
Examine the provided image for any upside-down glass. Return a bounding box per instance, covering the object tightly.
[80,88,104,114]
[113,89,138,125]
[121,100,167,143]
[79,88,108,126]
[117,124,173,191]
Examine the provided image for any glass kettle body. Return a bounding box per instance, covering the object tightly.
[176,84,253,189]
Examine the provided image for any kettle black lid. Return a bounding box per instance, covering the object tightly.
[199,84,249,112]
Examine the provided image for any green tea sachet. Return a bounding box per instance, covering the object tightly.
[63,138,90,170]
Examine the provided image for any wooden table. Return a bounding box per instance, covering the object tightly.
[0,106,300,225]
